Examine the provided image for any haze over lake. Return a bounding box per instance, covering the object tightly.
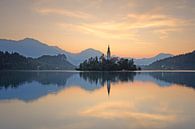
[0,71,195,129]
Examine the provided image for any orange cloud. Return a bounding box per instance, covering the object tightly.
[35,7,94,20]
[58,22,139,40]
[57,12,186,40]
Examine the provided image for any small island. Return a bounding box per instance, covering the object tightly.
[77,45,141,71]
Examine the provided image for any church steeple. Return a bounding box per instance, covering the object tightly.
[107,45,111,60]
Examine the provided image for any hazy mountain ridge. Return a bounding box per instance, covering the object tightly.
[0,38,63,57]
[66,48,103,66]
[0,38,103,66]
[134,53,173,66]
[144,51,195,70]
[0,38,172,66]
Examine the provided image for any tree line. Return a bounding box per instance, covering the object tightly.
[77,56,141,71]
[0,51,75,70]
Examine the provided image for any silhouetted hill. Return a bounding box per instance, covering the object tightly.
[0,38,103,66]
[0,51,75,70]
[144,51,195,70]
[36,54,75,70]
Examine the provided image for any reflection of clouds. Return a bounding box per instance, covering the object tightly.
[80,101,176,122]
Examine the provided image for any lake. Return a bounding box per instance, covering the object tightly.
[0,71,195,129]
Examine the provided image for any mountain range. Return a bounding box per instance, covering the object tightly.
[133,53,173,66]
[144,50,195,70]
[0,38,173,66]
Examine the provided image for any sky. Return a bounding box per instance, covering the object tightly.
[0,0,195,58]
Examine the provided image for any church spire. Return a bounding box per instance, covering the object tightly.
[107,45,111,60]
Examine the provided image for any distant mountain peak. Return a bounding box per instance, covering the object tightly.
[155,53,173,58]
[0,38,104,66]
[80,48,102,54]
[20,38,39,42]
[134,53,173,66]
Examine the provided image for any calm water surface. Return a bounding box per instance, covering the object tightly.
[0,71,195,129]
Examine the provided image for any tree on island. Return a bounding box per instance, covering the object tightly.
[77,46,141,71]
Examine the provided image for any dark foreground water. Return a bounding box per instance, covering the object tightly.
[0,71,195,129]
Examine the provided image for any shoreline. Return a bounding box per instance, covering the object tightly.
[0,69,195,73]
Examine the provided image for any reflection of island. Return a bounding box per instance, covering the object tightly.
[79,72,136,95]
[0,71,195,102]
[107,80,111,96]
[79,72,136,84]
[79,71,195,94]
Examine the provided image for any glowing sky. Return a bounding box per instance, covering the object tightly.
[0,0,195,57]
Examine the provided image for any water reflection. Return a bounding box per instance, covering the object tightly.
[0,71,195,101]
[0,71,195,129]
[0,71,74,102]
[148,72,195,88]
[80,72,136,96]
[79,72,135,85]
[0,71,73,88]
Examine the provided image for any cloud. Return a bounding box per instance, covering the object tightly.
[122,6,187,28]
[124,12,187,39]
[33,0,192,41]
[58,11,187,40]
[35,7,94,20]
[58,22,139,40]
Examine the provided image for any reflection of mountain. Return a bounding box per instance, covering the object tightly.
[66,74,102,91]
[134,73,172,87]
[0,71,74,88]
[0,81,65,102]
[79,72,195,89]
[147,72,195,88]
[0,71,74,102]
[0,71,105,102]
[0,71,195,102]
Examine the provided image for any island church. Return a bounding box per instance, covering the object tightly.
[107,45,111,60]
[100,45,114,62]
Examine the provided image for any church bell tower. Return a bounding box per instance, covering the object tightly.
[107,45,111,60]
